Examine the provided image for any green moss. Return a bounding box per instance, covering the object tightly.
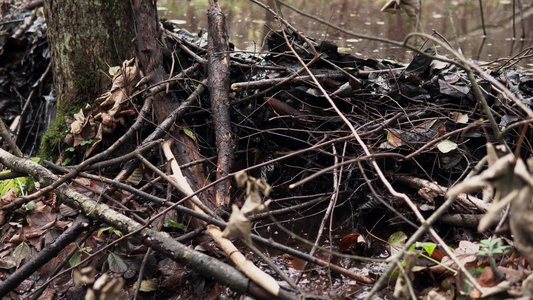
[40,112,67,162]
[39,99,87,162]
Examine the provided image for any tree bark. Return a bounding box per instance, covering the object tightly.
[208,0,234,205]
[131,0,218,215]
[43,0,136,112]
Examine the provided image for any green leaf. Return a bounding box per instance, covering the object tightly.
[80,140,92,146]
[98,227,123,237]
[24,201,35,211]
[62,157,72,166]
[163,219,183,230]
[69,251,82,267]
[65,147,75,152]
[97,227,109,237]
[183,128,196,142]
[0,178,18,198]
[416,242,437,256]
[479,238,497,248]
[0,176,33,200]
[388,231,407,247]
[107,252,128,273]
[30,157,42,164]
[492,245,511,254]
[19,177,35,194]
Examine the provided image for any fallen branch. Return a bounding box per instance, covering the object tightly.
[161,141,282,296]
[0,148,279,298]
[393,174,490,212]
[0,215,89,297]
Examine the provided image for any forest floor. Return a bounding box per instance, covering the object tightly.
[1,0,533,299]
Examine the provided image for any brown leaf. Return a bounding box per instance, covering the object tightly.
[430,248,446,262]
[386,129,403,147]
[221,204,251,244]
[381,0,420,19]
[159,259,188,288]
[477,267,502,288]
[338,233,366,252]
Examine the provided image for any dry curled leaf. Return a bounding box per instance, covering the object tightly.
[221,204,251,244]
[222,172,273,243]
[381,0,420,19]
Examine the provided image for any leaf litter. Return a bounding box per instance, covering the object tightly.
[1,0,533,299]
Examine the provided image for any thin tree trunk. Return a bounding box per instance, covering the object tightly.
[208,0,234,205]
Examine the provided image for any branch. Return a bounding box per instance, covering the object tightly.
[207,0,235,205]
[0,149,253,295]
[0,215,90,297]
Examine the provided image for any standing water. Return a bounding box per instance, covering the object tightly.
[158,0,533,67]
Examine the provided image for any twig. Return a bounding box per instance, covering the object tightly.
[133,248,152,300]
[265,8,484,295]
[30,221,100,300]
[0,215,90,297]
[297,144,340,284]
[0,148,262,298]
[135,152,219,220]
[393,174,489,212]
[161,140,283,296]
[5,91,154,208]
[15,62,52,147]
[478,0,487,37]
[231,72,351,91]
[0,118,23,157]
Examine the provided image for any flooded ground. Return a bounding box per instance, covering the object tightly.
[158,0,532,67]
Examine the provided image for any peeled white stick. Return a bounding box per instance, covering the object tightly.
[161,140,280,296]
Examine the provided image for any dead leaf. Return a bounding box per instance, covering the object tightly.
[437,140,458,153]
[12,241,31,268]
[221,204,251,244]
[0,258,16,269]
[86,273,124,300]
[451,112,469,124]
[477,267,502,287]
[381,0,420,19]
[132,278,158,292]
[73,267,96,286]
[393,251,417,299]
[387,129,403,147]
[338,233,366,252]
[418,187,438,203]
[70,108,86,134]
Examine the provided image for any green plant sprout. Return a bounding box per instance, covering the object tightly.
[477,238,511,256]
[98,226,124,238]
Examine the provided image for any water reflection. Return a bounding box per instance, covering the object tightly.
[159,0,532,67]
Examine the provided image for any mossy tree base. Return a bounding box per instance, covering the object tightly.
[41,0,137,160]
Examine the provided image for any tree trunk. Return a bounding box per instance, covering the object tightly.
[41,0,137,161]
[43,0,136,112]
